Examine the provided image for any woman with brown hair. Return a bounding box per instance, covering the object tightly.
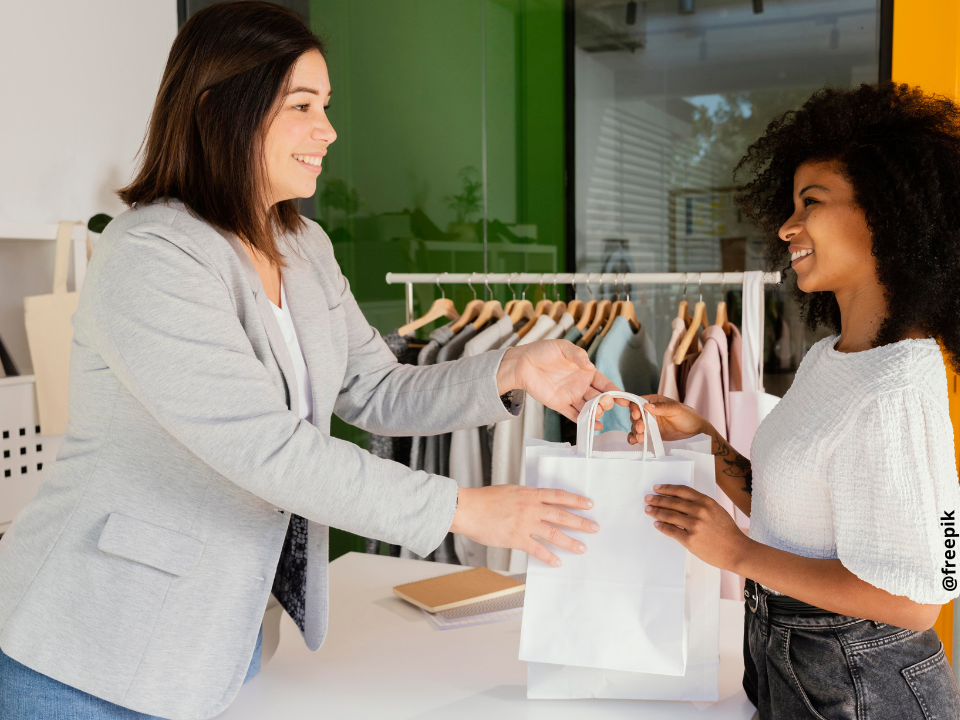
[0,3,620,718]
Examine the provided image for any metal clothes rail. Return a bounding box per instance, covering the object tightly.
[385,271,782,325]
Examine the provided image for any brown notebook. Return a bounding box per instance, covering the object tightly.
[393,567,525,613]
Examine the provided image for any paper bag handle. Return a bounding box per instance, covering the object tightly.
[576,391,664,460]
[52,221,77,295]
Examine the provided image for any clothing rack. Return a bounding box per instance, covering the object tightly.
[385,271,782,325]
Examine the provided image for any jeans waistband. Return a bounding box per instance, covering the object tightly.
[745,579,833,616]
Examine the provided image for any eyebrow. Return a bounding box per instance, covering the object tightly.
[798,184,830,196]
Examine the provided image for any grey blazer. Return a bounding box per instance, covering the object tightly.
[0,200,521,719]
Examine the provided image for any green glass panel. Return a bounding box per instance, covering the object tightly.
[311,0,565,560]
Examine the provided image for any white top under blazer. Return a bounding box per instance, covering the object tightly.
[269,280,313,423]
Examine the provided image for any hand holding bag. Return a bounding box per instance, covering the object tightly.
[518,392,695,676]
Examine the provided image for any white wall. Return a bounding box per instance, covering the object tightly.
[0,1,177,372]
[0,1,177,224]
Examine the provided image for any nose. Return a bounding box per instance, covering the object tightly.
[779,213,801,243]
[313,115,337,146]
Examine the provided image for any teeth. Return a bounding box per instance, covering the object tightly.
[791,248,813,262]
[294,154,322,167]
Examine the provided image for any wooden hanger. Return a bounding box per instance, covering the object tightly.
[449,277,484,333]
[579,299,611,347]
[508,298,534,325]
[550,300,567,322]
[676,274,693,328]
[517,297,552,339]
[567,298,584,321]
[398,296,459,338]
[620,296,640,332]
[673,276,709,364]
[449,299,484,333]
[472,299,504,330]
[600,300,623,338]
[714,279,730,334]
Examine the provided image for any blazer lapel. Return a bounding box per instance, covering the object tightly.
[224,234,300,418]
[277,240,329,428]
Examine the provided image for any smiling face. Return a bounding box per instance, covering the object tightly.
[262,49,336,207]
[778,161,876,295]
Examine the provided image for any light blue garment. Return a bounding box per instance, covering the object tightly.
[0,626,263,720]
[594,317,661,433]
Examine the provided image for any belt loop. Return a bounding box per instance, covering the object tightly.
[745,579,760,614]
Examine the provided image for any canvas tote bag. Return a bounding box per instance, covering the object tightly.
[24,221,83,435]
[526,433,722,701]
[518,391,694,676]
[728,270,779,459]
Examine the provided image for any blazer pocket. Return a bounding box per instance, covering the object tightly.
[97,512,205,577]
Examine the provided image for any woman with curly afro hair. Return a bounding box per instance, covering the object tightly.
[632,82,960,719]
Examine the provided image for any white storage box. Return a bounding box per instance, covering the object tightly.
[0,375,62,533]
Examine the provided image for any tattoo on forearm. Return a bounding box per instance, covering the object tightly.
[709,428,753,495]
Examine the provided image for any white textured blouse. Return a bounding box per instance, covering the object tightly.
[268,280,314,423]
[749,335,960,605]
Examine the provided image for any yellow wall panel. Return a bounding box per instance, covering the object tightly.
[893,1,960,665]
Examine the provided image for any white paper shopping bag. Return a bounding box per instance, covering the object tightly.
[526,433,722,701]
[518,392,694,676]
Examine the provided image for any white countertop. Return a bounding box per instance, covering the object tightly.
[215,552,756,719]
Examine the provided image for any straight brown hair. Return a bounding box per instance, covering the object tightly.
[118,1,325,268]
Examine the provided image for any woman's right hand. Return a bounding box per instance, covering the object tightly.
[626,394,707,444]
[450,485,599,568]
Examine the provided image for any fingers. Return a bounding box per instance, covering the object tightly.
[652,483,703,501]
[645,492,700,516]
[538,523,589,556]
[644,504,693,529]
[542,505,600,533]
[653,520,689,544]
[538,487,594,510]
[561,340,593,371]
[522,538,561,568]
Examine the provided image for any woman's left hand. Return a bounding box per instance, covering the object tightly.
[645,484,752,572]
[497,340,624,429]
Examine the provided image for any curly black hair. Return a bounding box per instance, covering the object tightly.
[734,82,960,370]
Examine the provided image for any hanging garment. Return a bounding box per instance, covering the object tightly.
[586,332,604,362]
[448,315,519,567]
[683,324,748,601]
[594,316,660,433]
[408,323,456,474]
[402,322,456,562]
[544,311,576,341]
[424,322,491,564]
[366,329,421,555]
[488,314,558,571]
[658,317,689,401]
[728,271,780,459]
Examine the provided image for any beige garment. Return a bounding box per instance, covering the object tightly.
[488,314,557,570]
[543,311,575,341]
[23,221,86,435]
[658,316,700,401]
[448,314,518,567]
[683,325,749,600]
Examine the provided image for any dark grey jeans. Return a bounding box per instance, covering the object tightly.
[743,579,960,719]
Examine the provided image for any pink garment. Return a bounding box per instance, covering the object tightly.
[684,324,749,601]
[658,317,689,400]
